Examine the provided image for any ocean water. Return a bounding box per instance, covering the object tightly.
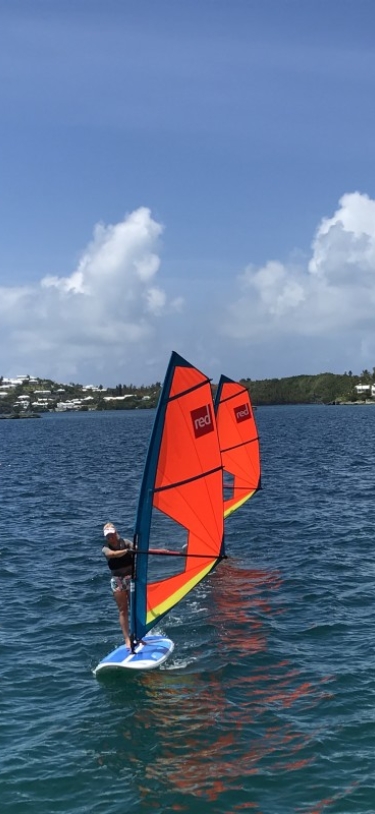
[1,405,375,813]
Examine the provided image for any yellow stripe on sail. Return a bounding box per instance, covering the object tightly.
[224,490,256,518]
[146,560,217,625]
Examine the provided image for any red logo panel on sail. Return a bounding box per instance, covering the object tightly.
[234,403,252,423]
[191,404,214,438]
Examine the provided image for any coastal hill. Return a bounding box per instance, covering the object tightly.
[0,375,161,416]
[241,371,372,406]
[0,370,374,416]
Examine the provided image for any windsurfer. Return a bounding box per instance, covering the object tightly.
[102,522,134,649]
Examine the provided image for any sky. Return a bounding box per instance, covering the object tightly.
[1,0,375,386]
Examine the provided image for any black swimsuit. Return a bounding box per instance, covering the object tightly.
[106,538,133,576]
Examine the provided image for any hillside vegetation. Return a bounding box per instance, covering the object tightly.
[240,372,365,405]
[1,369,374,415]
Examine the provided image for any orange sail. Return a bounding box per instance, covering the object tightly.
[214,376,261,518]
[131,352,224,643]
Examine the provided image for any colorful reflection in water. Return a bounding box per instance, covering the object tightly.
[95,561,352,813]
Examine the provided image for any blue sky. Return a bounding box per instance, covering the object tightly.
[1,0,375,385]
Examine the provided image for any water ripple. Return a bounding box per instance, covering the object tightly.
[2,406,375,812]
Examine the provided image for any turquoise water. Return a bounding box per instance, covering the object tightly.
[1,405,375,813]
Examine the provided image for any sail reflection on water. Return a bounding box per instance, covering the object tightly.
[114,566,331,811]
[95,560,340,812]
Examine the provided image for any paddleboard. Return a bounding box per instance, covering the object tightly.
[94,634,174,675]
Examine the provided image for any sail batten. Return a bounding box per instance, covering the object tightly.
[221,436,259,455]
[153,464,223,494]
[168,377,211,402]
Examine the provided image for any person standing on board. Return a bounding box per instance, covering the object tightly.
[102,522,134,649]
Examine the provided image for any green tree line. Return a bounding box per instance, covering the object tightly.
[240,371,369,405]
[1,370,375,415]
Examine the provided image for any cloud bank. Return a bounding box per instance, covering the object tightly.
[1,192,375,384]
[222,192,375,373]
[0,207,183,383]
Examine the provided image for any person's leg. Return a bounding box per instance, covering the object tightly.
[113,588,131,649]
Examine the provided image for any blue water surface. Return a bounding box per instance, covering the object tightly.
[1,405,375,813]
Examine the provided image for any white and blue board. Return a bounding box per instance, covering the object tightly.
[94,634,174,675]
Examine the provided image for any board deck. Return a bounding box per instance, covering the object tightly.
[94,635,174,675]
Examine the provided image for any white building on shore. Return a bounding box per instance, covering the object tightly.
[354,383,375,397]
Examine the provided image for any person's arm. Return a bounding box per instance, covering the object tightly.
[102,546,133,559]
[122,538,134,550]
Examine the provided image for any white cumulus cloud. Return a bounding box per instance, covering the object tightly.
[0,207,184,383]
[223,192,375,351]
